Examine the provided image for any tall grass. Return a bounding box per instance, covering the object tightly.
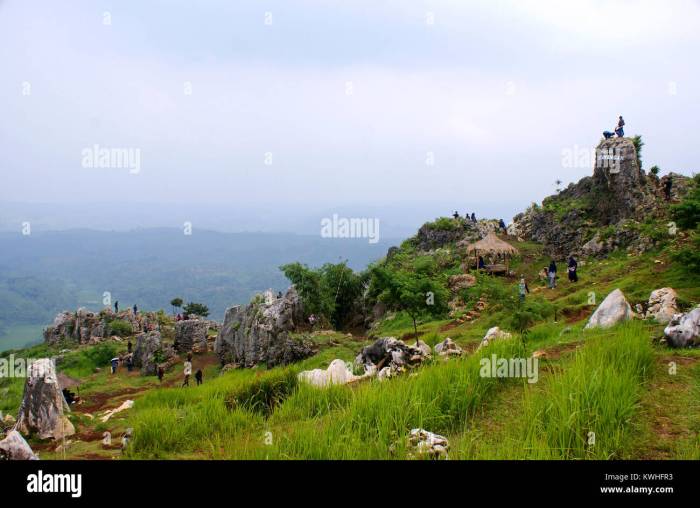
[127,368,294,458]
[275,337,526,459]
[519,322,654,459]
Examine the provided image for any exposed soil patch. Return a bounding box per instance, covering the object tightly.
[561,306,591,324]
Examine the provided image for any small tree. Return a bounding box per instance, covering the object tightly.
[183,302,209,317]
[170,297,183,315]
[371,266,448,339]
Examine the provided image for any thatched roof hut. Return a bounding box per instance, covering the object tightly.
[463,233,519,273]
[464,232,519,256]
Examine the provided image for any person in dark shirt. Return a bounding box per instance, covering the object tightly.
[567,256,578,283]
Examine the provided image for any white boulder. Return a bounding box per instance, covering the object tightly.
[0,430,39,460]
[585,289,634,329]
[478,327,512,350]
[663,307,700,348]
[298,359,374,387]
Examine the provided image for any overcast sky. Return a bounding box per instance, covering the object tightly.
[1,0,699,231]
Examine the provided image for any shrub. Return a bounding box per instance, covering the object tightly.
[107,319,132,337]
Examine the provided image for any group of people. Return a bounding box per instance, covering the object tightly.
[539,256,578,289]
[113,301,139,315]
[519,256,578,302]
[106,338,203,388]
[452,211,478,223]
[181,352,203,387]
[603,115,625,139]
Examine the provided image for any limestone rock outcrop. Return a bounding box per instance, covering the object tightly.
[132,331,176,375]
[354,337,430,373]
[15,359,75,440]
[174,319,213,353]
[44,308,159,345]
[510,138,690,258]
[215,287,313,368]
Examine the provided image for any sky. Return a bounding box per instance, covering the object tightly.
[1,0,699,235]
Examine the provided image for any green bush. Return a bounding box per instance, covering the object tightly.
[108,319,132,337]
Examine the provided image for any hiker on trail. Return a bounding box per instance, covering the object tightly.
[157,366,165,383]
[568,256,578,283]
[110,357,119,374]
[478,256,485,270]
[133,304,138,315]
[499,219,507,234]
[114,301,119,313]
[615,115,625,137]
[664,178,673,201]
[126,354,134,373]
[452,211,460,219]
[518,277,530,303]
[127,340,132,354]
[471,212,477,223]
[195,369,203,386]
[121,428,132,451]
[277,291,283,299]
[182,360,192,387]
[548,260,557,289]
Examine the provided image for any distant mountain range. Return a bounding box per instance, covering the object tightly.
[0,228,396,351]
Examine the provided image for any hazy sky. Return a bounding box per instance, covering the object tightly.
[1,0,699,229]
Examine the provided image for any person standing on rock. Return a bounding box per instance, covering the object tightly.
[471,212,477,223]
[133,304,138,315]
[567,256,578,283]
[182,359,192,387]
[615,115,625,137]
[548,260,557,289]
[499,219,507,234]
[114,300,119,313]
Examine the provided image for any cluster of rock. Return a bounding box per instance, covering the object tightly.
[407,428,449,460]
[215,287,313,368]
[510,138,690,258]
[44,308,159,345]
[300,336,467,388]
[354,337,431,380]
[583,287,699,348]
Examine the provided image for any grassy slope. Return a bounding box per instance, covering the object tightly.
[2,236,699,460]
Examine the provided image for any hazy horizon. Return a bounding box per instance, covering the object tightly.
[2,0,699,229]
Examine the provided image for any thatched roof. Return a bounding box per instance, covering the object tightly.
[464,232,519,256]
